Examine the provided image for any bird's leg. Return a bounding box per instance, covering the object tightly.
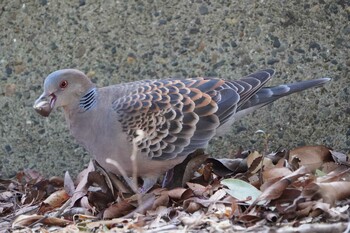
[161,168,174,188]
[140,176,158,194]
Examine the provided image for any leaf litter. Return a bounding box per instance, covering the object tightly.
[1,145,350,232]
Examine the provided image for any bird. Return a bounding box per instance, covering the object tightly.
[33,69,330,192]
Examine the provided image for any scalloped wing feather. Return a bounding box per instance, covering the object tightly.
[112,70,274,161]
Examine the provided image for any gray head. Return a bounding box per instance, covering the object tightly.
[33,69,94,116]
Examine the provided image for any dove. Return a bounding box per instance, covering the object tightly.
[33,69,330,192]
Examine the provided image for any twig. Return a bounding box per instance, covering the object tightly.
[131,130,146,206]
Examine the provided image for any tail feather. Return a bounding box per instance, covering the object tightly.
[239,77,331,111]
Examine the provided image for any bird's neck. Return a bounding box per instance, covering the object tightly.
[62,87,99,144]
[79,88,98,112]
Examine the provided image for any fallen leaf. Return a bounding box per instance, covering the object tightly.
[312,181,350,205]
[253,166,309,205]
[88,191,114,211]
[12,214,71,228]
[330,150,350,166]
[37,189,69,214]
[103,199,135,219]
[64,171,75,196]
[208,189,226,202]
[182,152,208,186]
[206,158,247,177]
[71,160,95,206]
[289,145,332,171]
[186,182,208,196]
[183,199,202,213]
[167,187,187,200]
[152,192,169,209]
[221,178,261,204]
[247,151,274,173]
[262,167,292,182]
[169,150,207,189]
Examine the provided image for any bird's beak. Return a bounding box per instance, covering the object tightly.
[33,92,57,117]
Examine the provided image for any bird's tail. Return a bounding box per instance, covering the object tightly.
[239,77,331,111]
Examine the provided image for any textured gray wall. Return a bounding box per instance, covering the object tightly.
[0,0,349,177]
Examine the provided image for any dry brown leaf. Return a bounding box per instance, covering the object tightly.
[0,202,13,215]
[238,214,261,225]
[88,191,114,211]
[254,166,309,205]
[206,157,247,177]
[183,199,201,213]
[49,176,64,187]
[182,153,209,186]
[270,188,301,207]
[107,172,132,193]
[71,160,95,206]
[186,182,208,196]
[265,149,289,164]
[295,201,314,218]
[262,167,292,182]
[315,181,350,205]
[12,214,71,228]
[103,199,135,219]
[21,188,47,205]
[319,162,341,175]
[37,189,69,214]
[87,171,110,193]
[124,193,156,218]
[259,176,281,192]
[289,145,332,171]
[43,189,69,208]
[246,151,274,174]
[167,187,187,200]
[152,192,169,209]
[201,162,213,182]
[181,188,194,200]
[84,218,132,229]
[317,166,350,183]
[166,150,206,189]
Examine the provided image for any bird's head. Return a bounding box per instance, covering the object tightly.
[33,69,94,117]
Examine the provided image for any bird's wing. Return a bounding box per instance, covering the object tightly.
[112,69,274,160]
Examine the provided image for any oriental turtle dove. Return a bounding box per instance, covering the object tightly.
[33,69,330,192]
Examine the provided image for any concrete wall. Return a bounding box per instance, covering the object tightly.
[0,0,349,177]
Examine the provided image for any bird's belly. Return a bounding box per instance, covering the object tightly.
[69,113,187,178]
[93,149,187,178]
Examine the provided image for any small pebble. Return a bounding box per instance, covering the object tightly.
[4,145,12,154]
[39,0,48,6]
[198,5,209,15]
[230,41,238,48]
[189,28,199,34]
[294,48,305,53]
[267,58,280,65]
[273,37,281,48]
[159,19,167,25]
[5,66,12,76]
[309,42,321,51]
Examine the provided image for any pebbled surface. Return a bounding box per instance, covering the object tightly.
[0,0,348,177]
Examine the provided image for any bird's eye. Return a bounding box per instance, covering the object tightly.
[59,80,68,88]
